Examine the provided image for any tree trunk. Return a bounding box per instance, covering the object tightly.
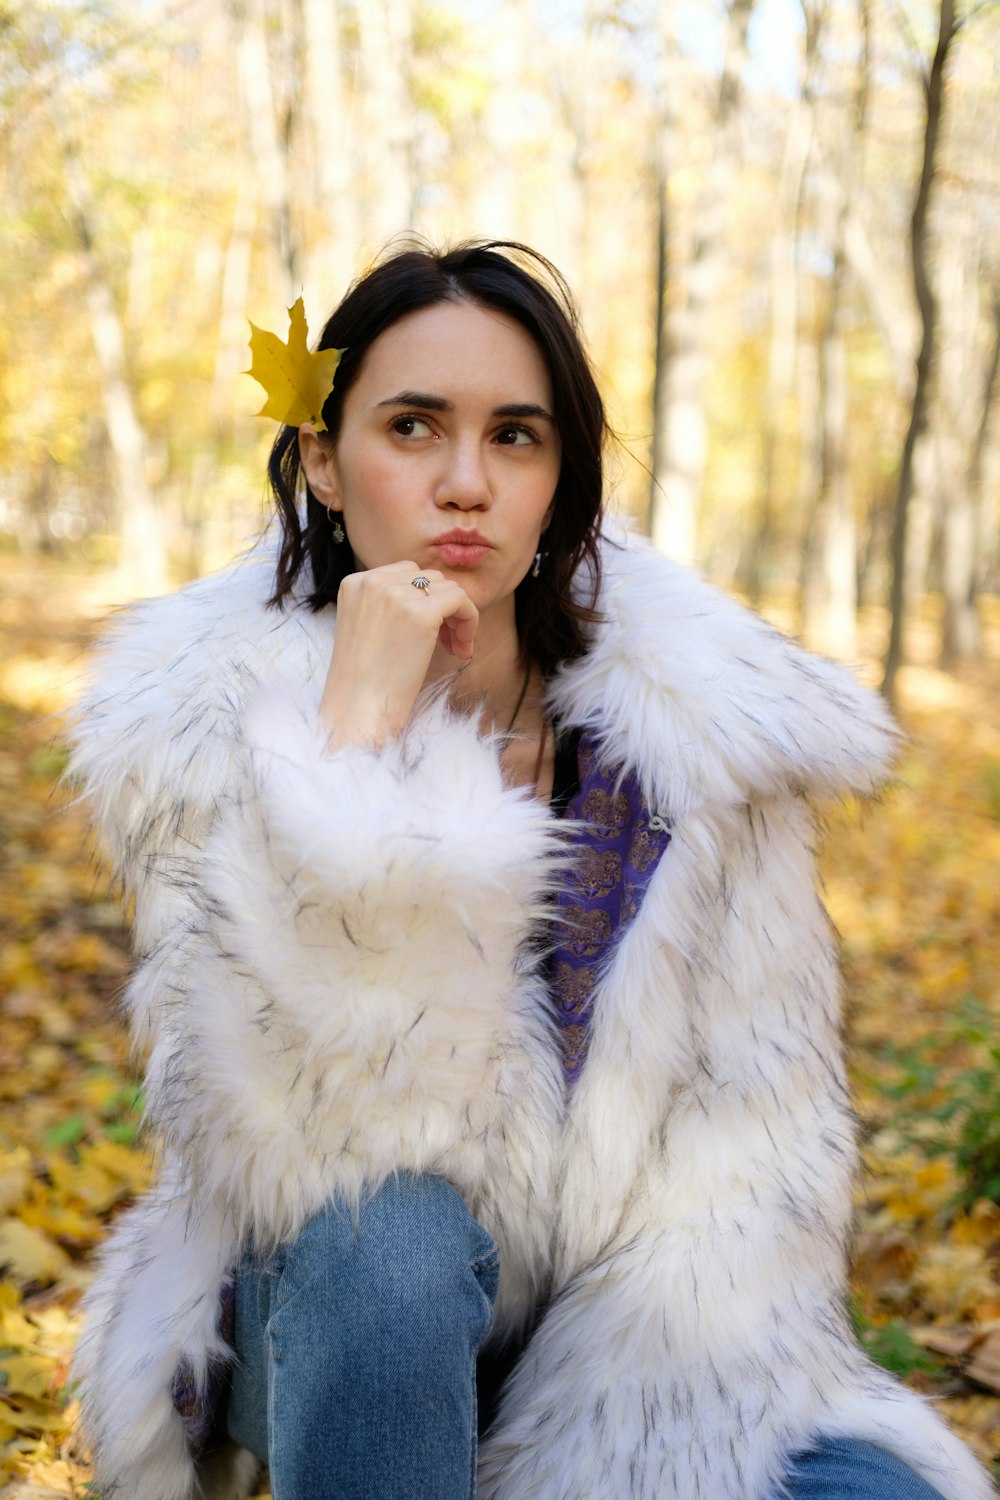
[61,135,167,596]
[19,450,57,556]
[939,456,980,663]
[470,0,533,243]
[747,1,821,603]
[300,0,358,306]
[230,0,298,301]
[796,294,822,598]
[211,187,257,441]
[801,250,857,658]
[882,0,956,706]
[842,209,920,401]
[181,187,258,577]
[650,0,755,564]
[940,295,999,663]
[358,0,415,249]
[649,1,679,541]
[800,0,868,658]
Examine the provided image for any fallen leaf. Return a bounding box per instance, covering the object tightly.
[0,1353,56,1400]
[951,1201,1000,1251]
[0,1222,70,1286]
[0,1399,65,1433]
[966,1330,1000,1394]
[910,1326,980,1358]
[0,1151,29,1216]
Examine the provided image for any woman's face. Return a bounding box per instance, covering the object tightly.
[300,299,561,622]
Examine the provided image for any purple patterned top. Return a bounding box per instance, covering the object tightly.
[550,731,672,1082]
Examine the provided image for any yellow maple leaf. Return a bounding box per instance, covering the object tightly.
[246,297,342,431]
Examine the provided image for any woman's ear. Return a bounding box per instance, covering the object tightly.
[298,425,340,509]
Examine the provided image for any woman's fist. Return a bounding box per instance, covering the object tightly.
[318,562,479,750]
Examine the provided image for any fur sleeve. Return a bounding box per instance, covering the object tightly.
[70,574,562,1305]
[66,563,275,1020]
[129,685,563,1249]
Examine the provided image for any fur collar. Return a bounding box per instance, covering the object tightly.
[77,526,897,822]
[548,528,898,814]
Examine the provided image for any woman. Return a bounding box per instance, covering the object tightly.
[71,242,991,1500]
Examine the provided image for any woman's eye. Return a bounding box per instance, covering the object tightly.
[391,415,434,438]
[495,425,535,447]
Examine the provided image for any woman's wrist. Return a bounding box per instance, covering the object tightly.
[318,686,404,752]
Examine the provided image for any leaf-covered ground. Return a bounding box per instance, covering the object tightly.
[0,554,998,1496]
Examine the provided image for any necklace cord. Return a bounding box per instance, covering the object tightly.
[504,661,532,735]
[531,716,549,791]
[500,659,550,798]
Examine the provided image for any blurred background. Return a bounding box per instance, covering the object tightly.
[2,0,999,684]
[1,1,1000,1494]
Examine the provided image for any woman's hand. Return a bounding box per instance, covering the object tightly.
[318,562,479,751]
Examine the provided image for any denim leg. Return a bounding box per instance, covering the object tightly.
[227,1173,499,1500]
[784,1437,950,1499]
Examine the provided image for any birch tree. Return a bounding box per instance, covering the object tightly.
[650,0,755,564]
[882,0,957,704]
[300,0,359,306]
[358,0,416,248]
[800,0,871,658]
[229,0,299,301]
[61,133,167,595]
[746,0,822,602]
[940,292,1000,663]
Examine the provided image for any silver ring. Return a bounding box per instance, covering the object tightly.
[411,576,431,592]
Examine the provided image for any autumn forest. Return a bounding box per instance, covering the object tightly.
[1,0,1000,1493]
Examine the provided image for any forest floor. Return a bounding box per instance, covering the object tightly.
[0,551,999,1496]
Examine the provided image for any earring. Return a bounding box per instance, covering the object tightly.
[327,507,345,545]
[532,550,543,578]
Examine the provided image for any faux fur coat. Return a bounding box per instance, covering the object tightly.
[69,530,993,1500]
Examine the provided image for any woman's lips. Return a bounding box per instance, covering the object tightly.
[431,535,494,566]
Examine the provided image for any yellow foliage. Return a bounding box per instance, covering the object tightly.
[19,1196,104,1245]
[952,1202,1000,1249]
[0,1303,36,1348]
[0,1153,30,1217]
[83,1137,154,1193]
[45,1152,128,1216]
[0,1355,55,1402]
[0,1224,71,1288]
[914,1245,999,1320]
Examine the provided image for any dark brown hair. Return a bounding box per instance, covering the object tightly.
[268,240,606,676]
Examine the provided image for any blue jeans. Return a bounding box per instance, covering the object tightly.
[226,1174,947,1500]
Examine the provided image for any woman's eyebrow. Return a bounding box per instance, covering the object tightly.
[377,390,451,411]
[375,391,554,424]
[494,402,555,424]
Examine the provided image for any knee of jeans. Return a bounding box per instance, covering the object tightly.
[277,1174,499,1330]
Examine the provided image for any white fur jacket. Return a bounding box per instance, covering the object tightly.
[70,531,993,1500]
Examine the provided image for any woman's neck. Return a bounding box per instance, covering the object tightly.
[425,612,537,735]
[425,621,553,799]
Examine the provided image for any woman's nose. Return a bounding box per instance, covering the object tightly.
[434,439,491,509]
